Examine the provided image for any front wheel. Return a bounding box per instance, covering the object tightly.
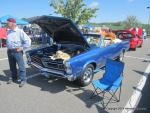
[77,64,94,87]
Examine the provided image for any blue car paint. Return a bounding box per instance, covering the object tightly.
[67,38,129,79]
[26,16,130,83]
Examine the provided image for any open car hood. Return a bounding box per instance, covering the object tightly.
[30,15,89,48]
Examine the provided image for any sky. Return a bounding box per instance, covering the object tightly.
[0,0,150,24]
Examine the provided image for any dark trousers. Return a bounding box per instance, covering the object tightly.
[7,50,26,81]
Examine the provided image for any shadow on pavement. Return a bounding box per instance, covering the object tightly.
[26,67,82,93]
[1,67,79,93]
[0,69,11,82]
[27,75,76,93]
[1,67,109,112]
[27,68,109,112]
[133,70,144,76]
[142,60,150,63]
[1,67,38,82]
[134,73,150,113]
[0,74,8,82]
[66,87,109,113]
[147,54,150,56]
[27,69,109,112]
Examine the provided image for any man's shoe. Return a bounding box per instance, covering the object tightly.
[19,81,26,87]
[7,78,18,84]
[7,79,13,84]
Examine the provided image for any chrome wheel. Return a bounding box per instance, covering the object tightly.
[83,67,93,83]
[77,64,94,86]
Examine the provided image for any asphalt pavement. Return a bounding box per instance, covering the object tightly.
[0,39,149,113]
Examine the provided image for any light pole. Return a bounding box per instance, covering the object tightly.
[147,6,150,36]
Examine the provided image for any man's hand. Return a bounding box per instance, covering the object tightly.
[16,48,23,52]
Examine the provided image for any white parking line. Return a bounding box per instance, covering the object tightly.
[0,56,40,79]
[121,63,150,113]
[0,58,8,61]
[124,55,150,61]
[0,55,26,61]
[27,73,41,79]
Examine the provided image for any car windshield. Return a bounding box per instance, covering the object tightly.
[116,32,134,40]
[84,34,101,47]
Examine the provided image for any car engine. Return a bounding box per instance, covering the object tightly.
[30,44,85,70]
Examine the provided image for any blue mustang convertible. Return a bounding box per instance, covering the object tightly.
[26,16,129,86]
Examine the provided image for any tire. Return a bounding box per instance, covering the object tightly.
[139,42,143,48]
[77,64,94,87]
[133,47,136,51]
[133,44,137,51]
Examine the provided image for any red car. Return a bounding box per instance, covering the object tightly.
[113,30,143,50]
[0,27,7,47]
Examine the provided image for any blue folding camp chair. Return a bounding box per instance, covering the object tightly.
[90,59,124,108]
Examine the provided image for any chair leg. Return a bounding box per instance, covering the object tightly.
[108,86,122,102]
[103,89,120,109]
[112,85,122,102]
[90,84,100,99]
[90,89,97,99]
[109,91,119,102]
[118,86,122,102]
[102,91,106,109]
[90,87,106,99]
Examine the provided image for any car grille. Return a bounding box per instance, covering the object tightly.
[41,58,65,71]
[31,55,43,67]
[31,55,64,71]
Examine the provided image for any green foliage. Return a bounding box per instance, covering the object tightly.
[49,0,98,25]
[89,21,126,30]
[141,24,150,35]
[123,16,141,28]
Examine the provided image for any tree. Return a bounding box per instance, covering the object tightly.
[123,16,141,28]
[49,0,98,25]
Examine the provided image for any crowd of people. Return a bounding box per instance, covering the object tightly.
[0,24,51,48]
[22,25,52,45]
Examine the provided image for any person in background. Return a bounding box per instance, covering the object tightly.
[6,18,31,87]
[143,29,147,39]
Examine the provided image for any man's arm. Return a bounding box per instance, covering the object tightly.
[20,30,31,49]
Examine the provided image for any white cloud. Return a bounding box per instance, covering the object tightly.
[89,2,99,8]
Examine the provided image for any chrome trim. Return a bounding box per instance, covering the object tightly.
[31,62,65,76]
[30,62,76,81]
[64,61,72,74]
[67,74,76,81]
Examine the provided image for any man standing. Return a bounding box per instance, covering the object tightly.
[6,18,31,87]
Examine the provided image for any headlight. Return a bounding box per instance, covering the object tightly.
[64,61,72,74]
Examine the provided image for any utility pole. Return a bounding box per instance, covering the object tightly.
[147,6,150,36]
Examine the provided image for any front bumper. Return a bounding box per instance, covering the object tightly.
[30,62,76,81]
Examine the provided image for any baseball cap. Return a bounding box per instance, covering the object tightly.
[7,18,16,23]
